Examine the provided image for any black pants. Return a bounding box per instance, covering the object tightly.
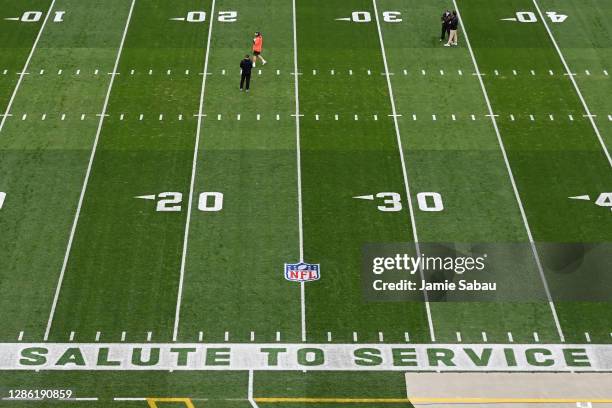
[240,73,251,90]
[441,24,449,40]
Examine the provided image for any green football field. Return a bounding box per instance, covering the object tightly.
[0,0,611,406]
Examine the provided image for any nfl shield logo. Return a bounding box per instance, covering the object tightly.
[284,262,320,282]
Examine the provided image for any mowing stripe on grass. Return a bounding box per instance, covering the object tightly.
[0,0,55,135]
[43,0,135,342]
[173,0,216,343]
[453,0,564,343]
[372,0,435,342]
[532,0,612,168]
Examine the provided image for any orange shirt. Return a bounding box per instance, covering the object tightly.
[253,36,263,52]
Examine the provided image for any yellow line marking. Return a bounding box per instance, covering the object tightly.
[146,397,196,408]
[255,397,612,404]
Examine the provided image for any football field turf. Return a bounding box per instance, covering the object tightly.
[0,0,611,406]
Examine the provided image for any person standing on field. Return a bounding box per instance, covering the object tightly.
[440,9,451,42]
[252,31,267,67]
[240,54,253,92]
[445,11,459,46]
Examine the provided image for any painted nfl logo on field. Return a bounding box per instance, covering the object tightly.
[284,262,320,282]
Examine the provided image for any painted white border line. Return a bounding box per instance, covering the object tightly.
[173,0,217,342]
[44,0,136,342]
[0,1,56,135]
[453,0,564,342]
[292,0,307,344]
[372,0,435,341]
[532,0,612,168]
[248,370,259,408]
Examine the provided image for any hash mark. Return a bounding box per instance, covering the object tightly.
[352,332,358,342]
[148,69,152,75]
[585,70,590,76]
[256,114,261,121]
[76,69,80,75]
[549,114,554,121]
[334,114,338,121]
[533,332,540,342]
[367,70,371,75]
[604,70,609,76]
[95,331,101,342]
[276,331,281,342]
[404,332,410,342]
[512,69,517,75]
[21,114,27,120]
[80,114,85,120]
[94,69,99,75]
[585,332,591,343]
[456,331,462,342]
[39,69,44,75]
[354,114,358,121]
[41,113,46,120]
[69,331,75,341]
[481,331,488,342]
[217,114,222,120]
[403,69,407,75]
[250,331,255,342]
[159,114,163,121]
[494,69,499,76]
[440,69,444,75]
[178,114,183,120]
[327,332,332,342]
[224,331,229,342]
[569,114,574,121]
[458,69,463,75]
[471,114,476,121]
[507,332,514,342]
[237,114,241,121]
[130,69,135,75]
[412,114,417,121]
[373,114,378,121]
[451,114,456,121]
[432,114,437,121]
[139,114,143,121]
[421,69,426,75]
[61,113,66,121]
[198,331,203,342]
[147,331,152,342]
[120,113,124,120]
[57,69,62,75]
[529,114,535,121]
[167,69,171,75]
[378,332,384,342]
[18,331,24,341]
[315,114,319,121]
[2,69,6,75]
[121,331,126,342]
[530,70,535,75]
[185,69,189,75]
[549,69,554,75]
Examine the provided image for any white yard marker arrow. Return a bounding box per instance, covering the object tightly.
[568,195,591,201]
[353,194,374,200]
[335,17,351,21]
[135,194,156,200]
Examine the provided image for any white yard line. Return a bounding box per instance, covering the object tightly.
[372,0,435,342]
[44,0,136,342]
[292,0,307,343]
[0,1,56,135]
[173,0,217,342]
[532,0,612,168]
[248,370,260,408]
[453,0,565,342]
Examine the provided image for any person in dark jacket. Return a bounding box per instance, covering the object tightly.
[445,11,459,47]
[440,10,451,42]
[240,54,253,92]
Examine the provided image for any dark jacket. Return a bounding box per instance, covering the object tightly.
[240,58,253,75]
[441,11,451,25]
[448,16,459,30]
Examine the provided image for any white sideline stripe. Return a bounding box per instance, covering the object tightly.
[0,1,55,135]
[373,0,435,342]
[532,0,612,168]
[43,0,135,342]
[454,0,565,342]
[173,0,216,342]
[114,398,146,401]
[292,0,306,343]
[248,370,259,408]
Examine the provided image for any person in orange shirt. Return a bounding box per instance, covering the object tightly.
[252,31,267,67]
